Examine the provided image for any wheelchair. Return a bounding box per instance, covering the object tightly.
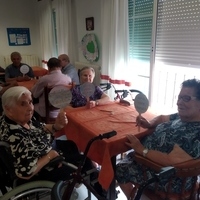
[0,141,79,200]
[51,131,117,200]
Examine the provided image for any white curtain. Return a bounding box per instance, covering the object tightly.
[36,0,56,68]
[54,0,78,64]
[101,0,130,87]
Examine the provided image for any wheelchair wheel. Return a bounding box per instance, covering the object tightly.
[0,180,54,200]
[51,180,79,200]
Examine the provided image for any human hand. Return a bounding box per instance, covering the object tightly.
[88,100,96,108]
[125,134,144,154]
[24,75,31,81]
[54,111,68,130]
[136,115,151,128]
[16,76,31,82]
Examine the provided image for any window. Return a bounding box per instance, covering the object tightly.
[128,0,154,97]
[129,0,200,114]
[152,0,200,114]
[155,0,200,68]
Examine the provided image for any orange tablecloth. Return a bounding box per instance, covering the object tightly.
[59,102,155,190]
[32,66,48,78]
[17,79,37,90]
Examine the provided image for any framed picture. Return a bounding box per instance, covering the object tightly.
[86,17,94,31]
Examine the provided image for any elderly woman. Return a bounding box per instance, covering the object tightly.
[0,86,92,182]
[70,66,110,108]
[116,78,200,199]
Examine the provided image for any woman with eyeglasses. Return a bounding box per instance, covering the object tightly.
[116,78,200,199]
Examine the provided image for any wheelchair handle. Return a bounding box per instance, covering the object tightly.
[115,89,127,93]
[97,130,117,140]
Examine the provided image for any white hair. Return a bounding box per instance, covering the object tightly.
[2,86,31,110]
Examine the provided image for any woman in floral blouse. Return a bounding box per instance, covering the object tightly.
[0,86,92,182]
[116,79,200,199]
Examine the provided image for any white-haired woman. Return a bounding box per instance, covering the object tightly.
[0,86,95,183]
[70,66,110,108]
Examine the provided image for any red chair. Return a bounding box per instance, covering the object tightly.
[131,153,200,200]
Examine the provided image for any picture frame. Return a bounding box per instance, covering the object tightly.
[86,17,94,31]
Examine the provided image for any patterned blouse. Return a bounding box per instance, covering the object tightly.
[70,85,103,108]
[116,113,200,193]
[0,115,52,178]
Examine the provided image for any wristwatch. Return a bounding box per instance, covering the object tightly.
[142,148,149,157]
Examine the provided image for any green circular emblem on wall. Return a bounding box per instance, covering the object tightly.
[81,34,99,62]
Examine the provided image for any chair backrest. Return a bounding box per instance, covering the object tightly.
[114,89,143,100]
[133,153,200,200]
[43,86,60,124]
[100,83,112,92]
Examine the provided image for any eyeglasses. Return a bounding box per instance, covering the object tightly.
[177,95,197,102]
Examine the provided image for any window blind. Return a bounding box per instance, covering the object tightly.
[128,0,154,61]
[155,0,200,68]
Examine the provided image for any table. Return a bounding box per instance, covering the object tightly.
[17,79,37,90]
[59,102,155,197]
[32,66,48,78]
[0,72,5,82]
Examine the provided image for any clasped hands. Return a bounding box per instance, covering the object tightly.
[16,75,31,82]
[87,100,96,108]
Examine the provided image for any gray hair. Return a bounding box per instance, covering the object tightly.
[2,86,31,110]
[79,66,95,76]
[10,51,22,59]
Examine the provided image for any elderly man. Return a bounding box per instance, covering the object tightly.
[58,54,79,85]
[5,52,34,82]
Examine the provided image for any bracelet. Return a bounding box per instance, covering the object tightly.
[47,154,51,161]
[52,124,59,133]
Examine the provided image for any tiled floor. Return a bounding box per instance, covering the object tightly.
[73,185,150,200]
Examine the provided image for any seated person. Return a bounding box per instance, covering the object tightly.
[0,86,100,187]
[70,66,110,108]
[31,57,71,118]
[58,54,80,85]
[5,52,34,82]
[115,78,200,199]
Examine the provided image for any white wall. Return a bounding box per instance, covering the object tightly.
[0,0,102,68]
[75,0,102,66]
[0,0,41,67]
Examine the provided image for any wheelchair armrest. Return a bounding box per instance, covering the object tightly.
[135,153,200,178]
[44,156,64,170]
[173,158,200,177]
